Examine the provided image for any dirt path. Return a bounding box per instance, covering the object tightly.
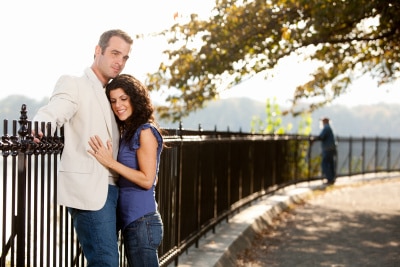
[235,178,400,267]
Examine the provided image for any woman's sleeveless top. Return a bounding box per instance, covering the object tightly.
[117,123,163,230]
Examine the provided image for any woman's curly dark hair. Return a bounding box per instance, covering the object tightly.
[106,74,160,142]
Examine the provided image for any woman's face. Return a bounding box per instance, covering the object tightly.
[109,88,133,121]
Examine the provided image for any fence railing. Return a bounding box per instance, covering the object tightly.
[1,105,400,267]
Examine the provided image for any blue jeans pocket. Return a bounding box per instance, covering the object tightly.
[124,212,163,249]
[123,212,163,266]
[145,214,163,248]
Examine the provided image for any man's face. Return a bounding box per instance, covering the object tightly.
[93,36,132,85]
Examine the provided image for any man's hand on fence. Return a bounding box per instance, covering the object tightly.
[32,129,43,143]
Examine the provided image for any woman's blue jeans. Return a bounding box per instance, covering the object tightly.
[123,211,163,267]
[68,185,119,267]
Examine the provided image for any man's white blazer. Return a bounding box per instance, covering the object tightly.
[33,68,120,210]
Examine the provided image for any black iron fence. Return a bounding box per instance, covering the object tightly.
[1,105,400,267]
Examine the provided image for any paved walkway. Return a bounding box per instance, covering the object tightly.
[171,172,400,267]
[235,175,400,267]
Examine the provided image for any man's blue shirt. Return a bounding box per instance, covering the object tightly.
[319,124,336,152]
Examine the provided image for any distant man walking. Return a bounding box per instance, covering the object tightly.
[318,117,337,185]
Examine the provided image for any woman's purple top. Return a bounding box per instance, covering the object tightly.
[117,123,163,231]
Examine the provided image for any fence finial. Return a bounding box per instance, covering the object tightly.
[17,104,30,153]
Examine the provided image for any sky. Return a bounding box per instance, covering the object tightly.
[0,0,214,100]
[1,0,399,108]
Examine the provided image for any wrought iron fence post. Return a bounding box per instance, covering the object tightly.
[16,104,29,267]
[387,138,391,171]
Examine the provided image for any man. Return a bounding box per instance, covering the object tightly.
[318,117,337,185]
[33,29,133,266]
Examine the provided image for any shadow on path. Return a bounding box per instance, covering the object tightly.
[236,179,400,267]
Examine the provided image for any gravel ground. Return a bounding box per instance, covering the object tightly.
[235,178,400,267]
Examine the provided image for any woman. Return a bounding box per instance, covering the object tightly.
[87,74,164,267]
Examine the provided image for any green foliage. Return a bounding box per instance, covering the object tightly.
[250,98,315,135]
[147,0,400,122]
[250,98,292,134]
[297,112,313,136]
[250,97,316,180]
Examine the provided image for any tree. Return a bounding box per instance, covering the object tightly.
[250,97,292,134]
[250,97,313,135]
[147,0,400,121]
